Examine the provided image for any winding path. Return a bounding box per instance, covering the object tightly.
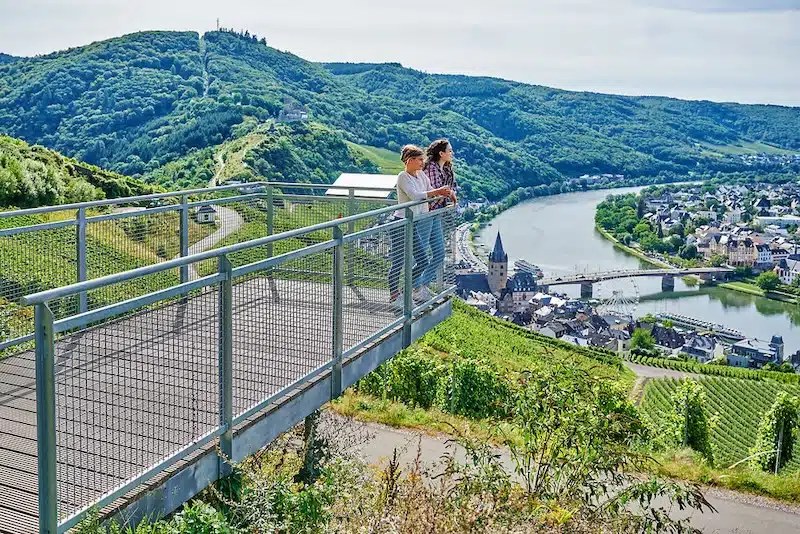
[183,205,244,280]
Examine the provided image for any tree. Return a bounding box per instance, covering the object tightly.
[636,195,646,219]
[670,380,714,463]
[631,328,655,351]
[750,392,799,473]
[640,313,657,324]
[669,223,684,237]
[755,271,780,292]
[679,244,697,260]
[663,319,674,329]
[709,254,727,267]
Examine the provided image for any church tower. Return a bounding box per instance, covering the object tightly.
[487,232,508,295]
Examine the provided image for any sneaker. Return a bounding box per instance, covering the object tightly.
[389,294,404,315]
[413,286,433,303]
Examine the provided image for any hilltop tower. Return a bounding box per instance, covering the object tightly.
[488,232,508,295]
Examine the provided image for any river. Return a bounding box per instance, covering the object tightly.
[474,186,800,355]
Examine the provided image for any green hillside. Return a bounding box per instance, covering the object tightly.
[146,120,381,189]
[0,135,160,208]
[0,30,798,201]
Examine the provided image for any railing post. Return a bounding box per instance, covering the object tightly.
[346,188,355,286]
[180,194,189,284]
[331,226,344,399]
[266,185,274,259]
[402,208,414,348]
[217,256,233,477]
[76,207,87,313]
[35,303,58,534]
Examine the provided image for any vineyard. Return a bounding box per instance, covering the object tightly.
[640,377,800,471]
[627,353,800,385]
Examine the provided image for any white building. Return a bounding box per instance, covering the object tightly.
[775,257,800,285]
[196,205,217,224]
[755,244,773,268]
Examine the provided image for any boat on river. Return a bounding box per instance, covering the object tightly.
[514,259,544,278]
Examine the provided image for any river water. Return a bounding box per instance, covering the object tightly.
[474,186,800,355]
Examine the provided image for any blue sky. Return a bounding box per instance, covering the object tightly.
[0,0,798,106]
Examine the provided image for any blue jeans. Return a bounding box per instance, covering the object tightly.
[416,216,445,287]
[388,218,429,294]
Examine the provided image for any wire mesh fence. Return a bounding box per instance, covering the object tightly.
[52,289,220,521]
[0,185,394,354]
[231,249,335,418]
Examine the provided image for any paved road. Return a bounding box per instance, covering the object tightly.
[625,361,699,380]
[355,422,800,534]
[184,205,244,280]
[455,223,486,271]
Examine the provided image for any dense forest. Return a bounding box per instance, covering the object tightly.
[0,30,798,202]
[0,135,160,208]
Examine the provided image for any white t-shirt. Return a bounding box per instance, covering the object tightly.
[394,170,432,218]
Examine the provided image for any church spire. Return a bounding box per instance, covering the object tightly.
[489,232,508,263]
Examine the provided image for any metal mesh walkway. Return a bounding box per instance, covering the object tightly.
[0,278,401,533]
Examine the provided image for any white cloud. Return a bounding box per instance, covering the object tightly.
[0,0,797,105]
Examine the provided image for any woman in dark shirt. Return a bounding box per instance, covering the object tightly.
[419,139,456,290]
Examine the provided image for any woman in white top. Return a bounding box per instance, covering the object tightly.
[388,145,455,307]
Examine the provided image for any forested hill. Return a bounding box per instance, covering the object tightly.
[0,54,17,66]
[0,30,798,202]
[0,135,160,208]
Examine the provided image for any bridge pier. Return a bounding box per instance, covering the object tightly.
[699,272,714,285]
[661,274,675,292]
[580,281,593,298]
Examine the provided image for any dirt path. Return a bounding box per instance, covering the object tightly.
[624,361,699,380]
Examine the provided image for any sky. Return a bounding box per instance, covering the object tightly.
[0,0,798,106]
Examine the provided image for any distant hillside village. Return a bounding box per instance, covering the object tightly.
[651,183,800,279]
[456,232,795,371]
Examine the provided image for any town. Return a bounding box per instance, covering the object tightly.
[455,181,800,372]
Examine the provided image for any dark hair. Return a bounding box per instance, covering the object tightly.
[400,144,424,163]
[425,138,451,167]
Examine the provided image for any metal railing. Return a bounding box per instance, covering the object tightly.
[0,182,397,354]
[13,193,457,533]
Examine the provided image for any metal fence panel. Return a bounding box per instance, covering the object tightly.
[52,289,220,521]
[230,249,335,419]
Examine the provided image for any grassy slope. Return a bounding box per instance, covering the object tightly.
[719,280,799,304]
[333,299,633,437]
[345,142,404,174]
[701,140,800,156]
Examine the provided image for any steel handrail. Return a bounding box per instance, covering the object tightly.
[0,180,396,218]
[21,197,442,305]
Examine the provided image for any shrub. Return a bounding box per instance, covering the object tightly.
[750,392,799,473]
[669,380,715,464]
[436,357,512,419]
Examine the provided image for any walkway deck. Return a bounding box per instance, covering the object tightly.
[0,277,445,533]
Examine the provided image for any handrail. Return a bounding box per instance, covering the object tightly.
[0,180,396,218]
[20,197,436,305]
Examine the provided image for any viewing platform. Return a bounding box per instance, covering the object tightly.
[0,183,457,533]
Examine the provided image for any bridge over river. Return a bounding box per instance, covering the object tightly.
[0,183,457,534]
[539,267,734,297]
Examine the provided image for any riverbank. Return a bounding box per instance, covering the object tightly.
[594,223,673,269]
[720,280,799,304]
